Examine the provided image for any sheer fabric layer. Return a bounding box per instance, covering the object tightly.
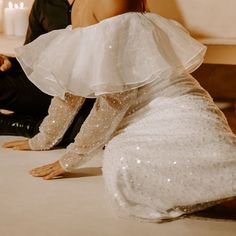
[29,94,85,150]
[16,12,206,98]
[59,90,138,171]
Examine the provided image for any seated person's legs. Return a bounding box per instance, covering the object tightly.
[0,59,95,145]
[0,58,52,117]
[0,0,80,142]
[0,58,52,138]
[0,96,94,147]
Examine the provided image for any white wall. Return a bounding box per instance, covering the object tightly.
[148,0,236,40]
[3,0,33,7]
[3,0,236,40]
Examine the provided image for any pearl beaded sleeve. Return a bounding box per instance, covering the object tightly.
[59,89,138,172]
[29,93,85,150]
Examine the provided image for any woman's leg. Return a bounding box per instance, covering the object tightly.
[102,95,236,222]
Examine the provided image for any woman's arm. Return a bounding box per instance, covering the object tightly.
[31,89,137,179]
[60,89,137,171]
[3,93,85,151]
[29,0,138,179]
[29,93,85,150]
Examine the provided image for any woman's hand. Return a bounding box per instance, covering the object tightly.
[30,161,66,180]
[2,139,31,150]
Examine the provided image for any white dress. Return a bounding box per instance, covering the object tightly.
[16,12,236,222]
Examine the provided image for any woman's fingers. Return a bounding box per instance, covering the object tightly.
[30,161,66,180]
[3,140,65,180]
[2,140,30,150]
[3,140,23,148]
[30,163,55,177]
[43,169,65,180]
[13,141,30,150]
[3,140,27,148]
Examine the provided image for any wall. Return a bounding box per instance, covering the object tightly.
[148,0,236,40]
[3,0,33,7]
[3,0,236,41]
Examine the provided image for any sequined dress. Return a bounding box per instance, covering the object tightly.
[16,12,236,222]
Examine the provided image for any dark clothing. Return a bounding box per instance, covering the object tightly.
[0,0,72,115]
[25,0,72,44]
[0,0,95,146]
[0,98,95,146]
[0,58,51,117]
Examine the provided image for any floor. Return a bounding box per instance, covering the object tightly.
[1,63,236,235]
[0,108,236,236]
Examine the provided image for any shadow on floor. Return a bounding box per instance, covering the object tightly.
[190,204,236,221]
[62,167,102,178]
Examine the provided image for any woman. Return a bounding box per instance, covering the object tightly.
[3,0,236,221]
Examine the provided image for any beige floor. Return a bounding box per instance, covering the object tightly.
[0,113,236,236]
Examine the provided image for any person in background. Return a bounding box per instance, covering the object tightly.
[0,0,94,145]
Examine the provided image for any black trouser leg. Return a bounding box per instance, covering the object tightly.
[0,59,52,117]
[0,113,41,138]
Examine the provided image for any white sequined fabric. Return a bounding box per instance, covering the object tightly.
[103,72,236,221]
[59,90,137,172]
[16,12,236,222]
[29,94,85,150]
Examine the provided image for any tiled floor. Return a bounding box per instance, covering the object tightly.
[0,108,236,236]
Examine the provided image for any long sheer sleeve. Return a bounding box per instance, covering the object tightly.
[59,89,138,172]
[29,93,85,150]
